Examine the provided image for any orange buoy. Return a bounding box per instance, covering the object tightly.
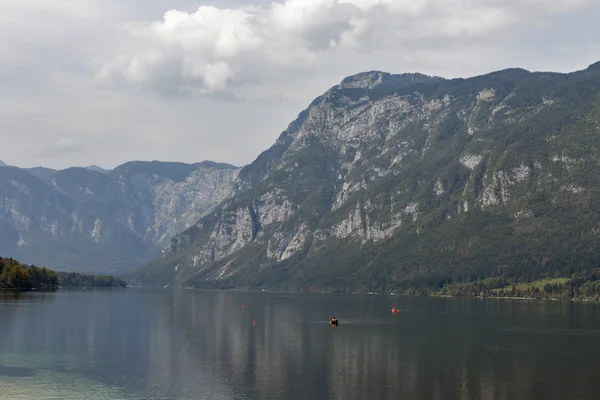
[253,321,257,325]
[242,304,245,309]
[391,307,399,313]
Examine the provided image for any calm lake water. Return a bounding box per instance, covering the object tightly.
[1,289,600,400]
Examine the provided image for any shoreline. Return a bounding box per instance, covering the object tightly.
[135,285,600,303]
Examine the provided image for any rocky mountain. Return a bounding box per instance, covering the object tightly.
[0,161,239,273]
[136,63,600,293]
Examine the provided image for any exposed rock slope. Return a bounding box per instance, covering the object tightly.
[0,161,239,273]
[137,64,600,292]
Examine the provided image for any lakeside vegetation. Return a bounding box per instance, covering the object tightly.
[0,257,58,290]
[414,272,600,301]
[0,257,127,290]
[57,272,127,288]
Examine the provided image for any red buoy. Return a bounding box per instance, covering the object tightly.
[242,304,245,309]
[253,321,257,325]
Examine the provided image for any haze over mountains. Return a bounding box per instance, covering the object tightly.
[0,161,239,273]
[134,62,600,292]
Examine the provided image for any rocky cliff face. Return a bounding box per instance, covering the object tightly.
[138,64,600,291]
[0,161,239,273]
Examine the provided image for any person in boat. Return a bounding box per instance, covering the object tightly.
[330,317,338,326]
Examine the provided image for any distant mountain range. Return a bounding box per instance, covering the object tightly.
[133,62,600,293]
[0,160,239,273]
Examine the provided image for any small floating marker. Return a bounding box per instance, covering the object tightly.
[253,321,257,325]
[242,304,245,309]
[391,307,399,313]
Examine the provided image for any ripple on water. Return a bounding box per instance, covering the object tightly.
[0,365,36,377]
[0,369,141,400]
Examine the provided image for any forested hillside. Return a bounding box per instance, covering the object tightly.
[131,63,600,298]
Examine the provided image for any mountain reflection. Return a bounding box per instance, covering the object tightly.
[1,290,600,400]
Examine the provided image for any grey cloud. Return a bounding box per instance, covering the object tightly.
[262,93,287,102]
[37,138,84,158]
[0,0,599,170]
[96,0,600,99]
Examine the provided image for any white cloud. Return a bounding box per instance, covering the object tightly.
[0,0,599,169]
[97,0,595,98]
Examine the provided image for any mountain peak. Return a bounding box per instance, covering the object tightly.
[338,71,443,90]
[587,61,600,71]
[85,165,109,173]
[338,71,387,89]
[0,160,6,167]
[198,160,239,170]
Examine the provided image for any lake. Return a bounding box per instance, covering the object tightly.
[1,289,600,399]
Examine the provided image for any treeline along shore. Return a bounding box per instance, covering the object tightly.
[0,257,127,290]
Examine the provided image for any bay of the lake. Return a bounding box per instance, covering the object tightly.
[1,289,600,399]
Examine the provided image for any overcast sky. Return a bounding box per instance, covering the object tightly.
[1,0,599,170]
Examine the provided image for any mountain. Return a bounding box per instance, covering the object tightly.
[85,165,109,173]
[0,161,240,273]
[135,63,600,293]
[0,160,7,167]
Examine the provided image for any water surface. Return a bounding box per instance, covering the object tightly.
[1,289,599,399]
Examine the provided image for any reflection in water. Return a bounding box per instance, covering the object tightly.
[1,290,600,399]
[0,365,36,377]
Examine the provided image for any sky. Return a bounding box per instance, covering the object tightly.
[1,0,599,170]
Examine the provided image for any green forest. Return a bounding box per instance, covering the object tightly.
[0,257,127,290]
[57,272,127,288]
[435,274,600,301]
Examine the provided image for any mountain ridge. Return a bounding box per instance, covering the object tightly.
[134,62,600,293]
[0,160,240,273]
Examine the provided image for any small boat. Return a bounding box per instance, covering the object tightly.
[330,317,339,326]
